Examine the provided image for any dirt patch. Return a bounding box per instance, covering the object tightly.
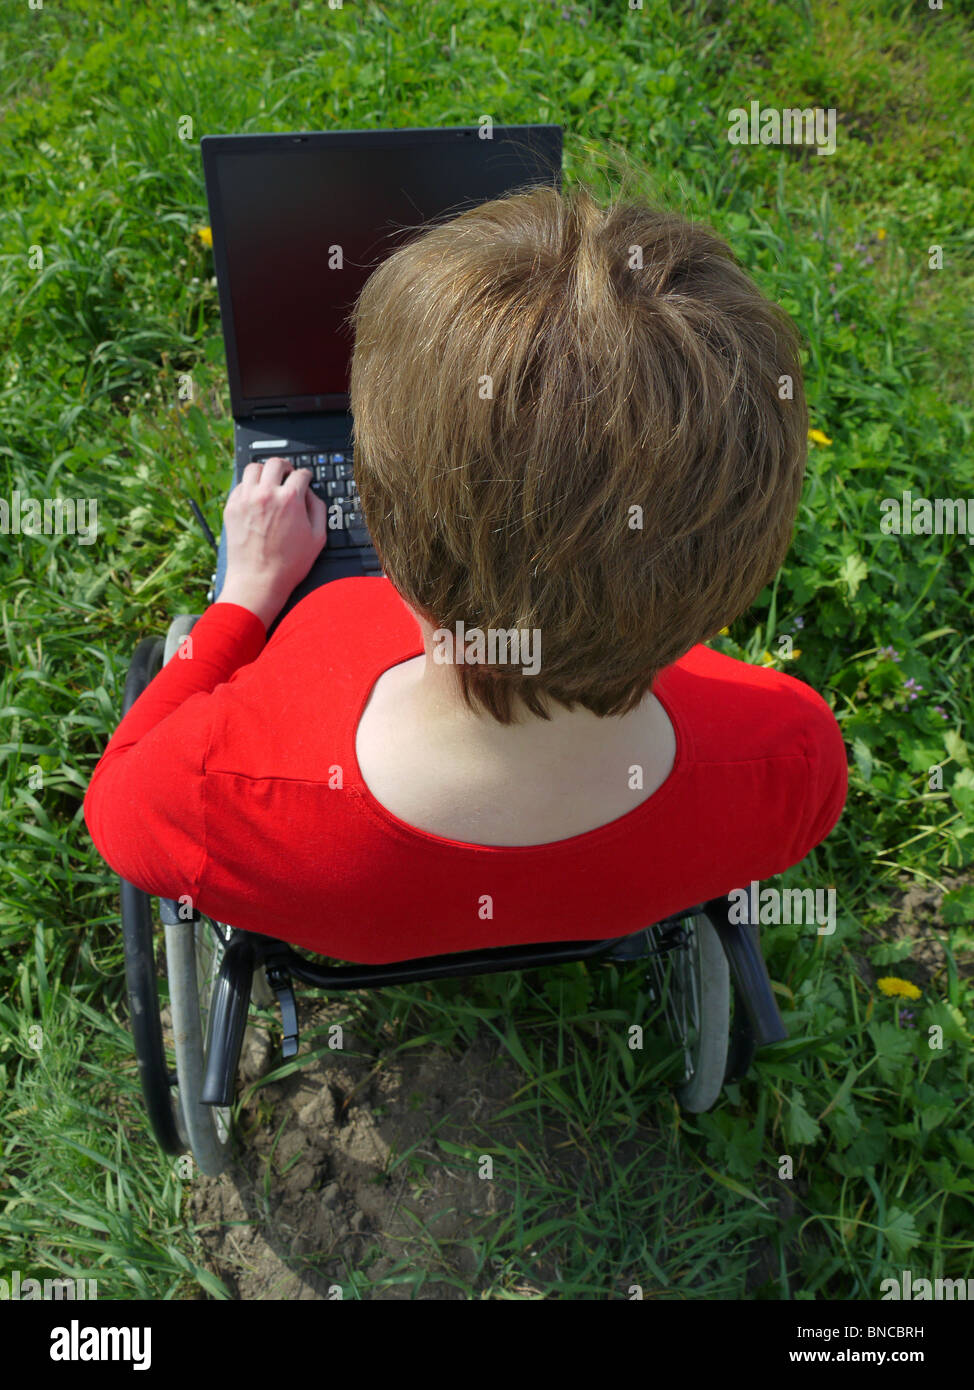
[854,871,974,995]
[186,998,527,1300]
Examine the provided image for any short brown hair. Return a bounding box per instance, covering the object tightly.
[348,183,808,724]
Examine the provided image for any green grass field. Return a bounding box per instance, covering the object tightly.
[1,0,973,1300]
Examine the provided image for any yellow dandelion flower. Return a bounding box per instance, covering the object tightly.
[197,226,213,248]
[760,650,775,665]
[877,976,921,1000]
[876,228,887,241]
[808,429,832,446]
[719,626,730,636]
[782,648,801,660]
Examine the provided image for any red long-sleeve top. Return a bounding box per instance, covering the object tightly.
[84,578,848,963]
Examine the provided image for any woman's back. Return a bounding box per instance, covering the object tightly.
[84,579,847,965]
[356,651,678,848]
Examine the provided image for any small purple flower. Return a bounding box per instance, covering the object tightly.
[812,230,824,241]
[862,254,875,266]
[878,645,902,663]
[731,151,740,166]
[899,1009,916,1028]
[903,677,923,697]
[833,310,841,323]
[934,705,948,720]
[689,119,696,127]
[831,261,843,273]
[853,241,866,253]
[793,616,805,630]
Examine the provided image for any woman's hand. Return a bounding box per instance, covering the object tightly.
[216,456,329,629]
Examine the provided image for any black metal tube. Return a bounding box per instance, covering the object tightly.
[277,933,628,991]
[201,934,255,1106]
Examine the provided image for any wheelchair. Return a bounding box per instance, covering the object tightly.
[119,617,788,1176]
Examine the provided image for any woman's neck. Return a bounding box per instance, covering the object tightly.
[394,622,665,767]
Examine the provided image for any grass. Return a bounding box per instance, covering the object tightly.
[1,0,972,1299]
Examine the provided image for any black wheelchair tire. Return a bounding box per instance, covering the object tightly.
[119,637,187,1156]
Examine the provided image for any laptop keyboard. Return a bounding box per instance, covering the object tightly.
[249,446,370,550]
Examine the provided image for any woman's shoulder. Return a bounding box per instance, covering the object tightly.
[266,575,419,647]
[665,643,845,767]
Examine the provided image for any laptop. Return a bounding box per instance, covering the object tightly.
[200,123,563,623]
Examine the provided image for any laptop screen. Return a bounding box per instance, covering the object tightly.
[202,126,562,415]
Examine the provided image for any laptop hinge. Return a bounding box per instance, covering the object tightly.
[250,405,288,417]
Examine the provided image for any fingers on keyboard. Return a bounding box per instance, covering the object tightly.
[246,449,372,547]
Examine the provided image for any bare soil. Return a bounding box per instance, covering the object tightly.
[852,871,974,994]
[186,997,532,1300]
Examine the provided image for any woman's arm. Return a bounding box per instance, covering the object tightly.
[83,603,265,896]
[84,454,328,895]
[796,685,849,858]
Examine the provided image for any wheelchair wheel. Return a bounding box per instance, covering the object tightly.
[164,915,234,1176]
[119,639,187,1156]
[647,912,730,1113]
[118,630,249,1174]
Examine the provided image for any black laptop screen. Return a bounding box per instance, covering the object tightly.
[209,132,562,408]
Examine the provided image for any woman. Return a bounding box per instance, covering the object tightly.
[84,185,847,964]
